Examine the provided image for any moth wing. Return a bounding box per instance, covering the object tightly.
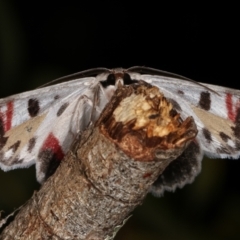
[151,140,203,196]
[138,75,240,195]
[141,74,240,159]
[0,77,103,182]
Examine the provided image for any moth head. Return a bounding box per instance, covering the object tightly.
[98,69,139,101]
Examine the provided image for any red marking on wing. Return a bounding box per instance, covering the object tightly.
[6,102,13,131]
[225,93,240,122]
[0,101,13,132]
[41,133,65,161]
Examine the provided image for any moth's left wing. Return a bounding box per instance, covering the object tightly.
[0,76,107,182]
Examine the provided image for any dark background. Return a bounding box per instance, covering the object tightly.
[0,2,240,239]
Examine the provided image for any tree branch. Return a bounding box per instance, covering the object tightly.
[0,83,197,239]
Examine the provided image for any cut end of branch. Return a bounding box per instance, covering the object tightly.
[97,83,197,161]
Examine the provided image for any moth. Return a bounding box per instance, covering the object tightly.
[0,67,240,195]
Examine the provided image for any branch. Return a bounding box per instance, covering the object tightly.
[0,83,197,239]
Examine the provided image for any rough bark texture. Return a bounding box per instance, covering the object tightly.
[0,83,197,239]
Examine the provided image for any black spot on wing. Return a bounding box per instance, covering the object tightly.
[199,91,211,111]
[232,108,240,140]
[0,118,8,150]
[10,156,24,165]
[28,137,36,153]
[28,98,40,117]
[202,128,212,143]
[177,90,184,95]
[57,103,69,117]
[9,140,20,153]
[0,154,23,165]
[54,95,60,100]
[235,141,240,151]
[217,146,232,155]
[38,149,62,182]
[219,132,231,142]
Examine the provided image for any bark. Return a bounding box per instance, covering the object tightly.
[0,83,197,239]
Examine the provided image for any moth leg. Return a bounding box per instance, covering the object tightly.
[72,95,95,135]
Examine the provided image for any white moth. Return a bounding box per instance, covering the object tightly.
[0,67,239,195]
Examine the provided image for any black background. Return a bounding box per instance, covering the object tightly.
[0,2,240,239]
